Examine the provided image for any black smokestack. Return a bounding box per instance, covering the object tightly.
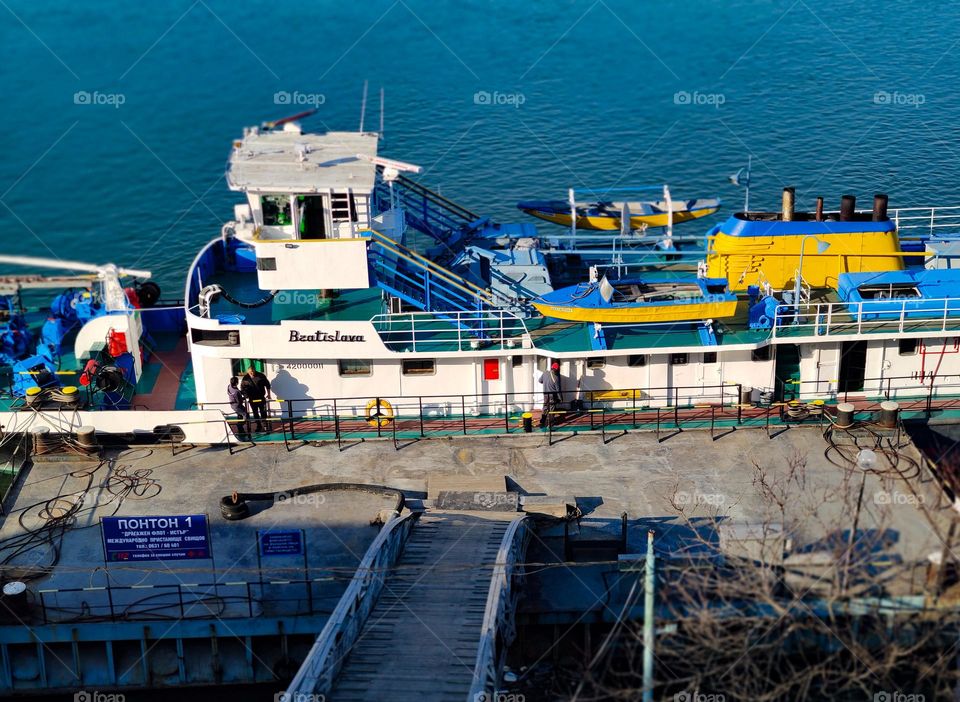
[873,193,888,221]
[840,194,856,222]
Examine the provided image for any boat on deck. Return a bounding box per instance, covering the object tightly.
[532,275,739,323]
[517,185,721,231]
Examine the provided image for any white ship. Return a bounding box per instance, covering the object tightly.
[5,117,960,442]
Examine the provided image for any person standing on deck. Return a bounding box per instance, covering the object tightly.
[241,366,272,432]
[539,360,563,427]
[227,376,249,440]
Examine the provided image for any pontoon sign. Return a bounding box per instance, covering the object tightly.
[288,330,365,342]
[101,514,211,562]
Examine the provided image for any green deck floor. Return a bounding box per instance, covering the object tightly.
[134,362,162,395]
[174,365,197,410]
[526,316,770,352]
[209,272,385,325]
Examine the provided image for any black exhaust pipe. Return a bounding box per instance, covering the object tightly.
[839,194,856,222]
[873,193,888,221]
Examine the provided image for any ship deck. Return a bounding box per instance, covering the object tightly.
[203,265,773,353]
[199,248,960,357]
[207,270,385,325]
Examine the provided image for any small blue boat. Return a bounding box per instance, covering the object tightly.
[837,269,960,320]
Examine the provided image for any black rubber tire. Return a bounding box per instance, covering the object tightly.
[137,281,162,308]
[220,496,249,520]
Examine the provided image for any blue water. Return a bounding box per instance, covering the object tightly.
[3,0,960,292]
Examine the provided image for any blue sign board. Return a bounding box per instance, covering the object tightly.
[258,530,304,557]
[101,514,210,562]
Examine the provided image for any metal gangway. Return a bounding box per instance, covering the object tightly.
[367,228,494,315]
[374,171,490,262]
[283,511,533,702]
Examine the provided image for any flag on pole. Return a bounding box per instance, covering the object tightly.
[729,156,752,212]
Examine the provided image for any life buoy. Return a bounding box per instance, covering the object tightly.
[365,398,394,427]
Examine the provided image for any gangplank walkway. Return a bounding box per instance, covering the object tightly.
[329,512,512,702]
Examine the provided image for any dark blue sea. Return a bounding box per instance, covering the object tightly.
[3,0,960,291]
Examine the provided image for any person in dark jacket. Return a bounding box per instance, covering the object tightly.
[241,366,272,432]
[227,376,249,440]
[539,360,563,427]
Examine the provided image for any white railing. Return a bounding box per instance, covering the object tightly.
[282,511,420,700]
[820,205,960,239]
[772,297,960,339]
[469,516,534,702]
[890,205,960,238]
[371,309,532,352]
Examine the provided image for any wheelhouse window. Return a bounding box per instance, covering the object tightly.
[256,257,277,271]
[670,353,688,366]
[857,283,921,300]
[190,328,239,346]
[338,359,372,377]
[703,352,718,364]
[628,354,647,367]
[402,359,435,376]
[898,338,919,356]
[261,194,292,226]
[586,357,605,369]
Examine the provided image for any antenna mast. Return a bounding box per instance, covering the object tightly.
[379,87,385,140]
[359,80,369,132]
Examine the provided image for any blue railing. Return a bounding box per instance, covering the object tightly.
[370,251,486,315]
[374,172,486,254]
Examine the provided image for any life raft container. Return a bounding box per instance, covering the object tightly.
[107,329,127,357]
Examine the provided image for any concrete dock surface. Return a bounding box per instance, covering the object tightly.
[0,423,953,619]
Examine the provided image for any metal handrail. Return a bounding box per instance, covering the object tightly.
[365,229,493,302]
[377,171,481,222]
[469,516,533,702]
[370,309,531,352]
[283,510,420,699]
[772,297,960,338]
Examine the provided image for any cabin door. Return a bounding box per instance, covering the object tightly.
[774,344,801,401]
[298,195,327,239]
[838,340,868,395]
